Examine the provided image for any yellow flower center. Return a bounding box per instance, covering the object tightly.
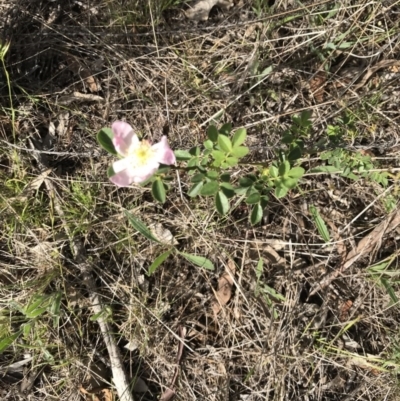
[261,168,269,177]
[129,140,154,167]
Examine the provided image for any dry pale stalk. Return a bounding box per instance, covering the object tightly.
[74,242,134,401]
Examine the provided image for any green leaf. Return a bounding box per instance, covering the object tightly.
[225,157,239,167]
[342,166,351,177]
[190,146,201,156]
[260,196,268,208]
[97,128,117,155]
[288,166,305,179]
[220,173,230,182]
[282,132,293,144]
[275,184,289,198]
[269,165,279,178]
[0,332,21,353]
[367,261,391,274]
[282,177,298,189]
[309,165,340,173]
[200,180,219,196]
[148,250,173,275]
[347,173,359,180]
[25,296,48,317]
[231,146,249,158]
[212,150,225,164]
[239,177,255,187]
[201,155,210,165]
[299,110,312,127]
[337,41,354,50]
[187,157,199,168]
[250,203,263,225]
[288,146,302,161]
[220,183,235,198]
[23,323,32,338]
[138,175,154,187]
[219,123,232,136]
[204,139,214,149]
[191,173,205,183]
[215,191,230,215]
[278,160,290,176]
[207,125,219,142]
[152,179,166,203]
[246,192,261,204]
[309,205,330,242]
[381,278,399,305]
[125,212,161,243]
[156,166,171,175]
[234,186,248,195]
[256,258,263,280]
[220,182,234,190]
[107,166,116,178]
[232,128,247,147]
[188,181,203,197]
[206,171,219,180]
[260,284,286,302]
[174,150,192,161]
[178,251,214,270]
[218,135,233,153]
[90,307,112,322]
[26,306,48,318]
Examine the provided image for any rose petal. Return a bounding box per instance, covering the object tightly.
[131,161,160,181]
[109,169,135,187]
[112,157,131,174]
[112,121,138,157]
[110,159,160,187]
[132,170,157,183]
[152,136,176,165]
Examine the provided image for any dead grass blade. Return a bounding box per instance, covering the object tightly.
[310,203,400,296]
[160,326,186,401]
[355,59,400,90]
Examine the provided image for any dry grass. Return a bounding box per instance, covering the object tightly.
[1,0,400,400]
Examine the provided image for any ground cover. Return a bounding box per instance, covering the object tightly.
[1,0,400,400]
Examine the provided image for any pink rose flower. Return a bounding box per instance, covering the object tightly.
[109,121,176,187]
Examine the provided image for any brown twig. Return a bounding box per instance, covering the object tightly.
[73,241,135,401]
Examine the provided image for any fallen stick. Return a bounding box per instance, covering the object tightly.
[74,240,134,401]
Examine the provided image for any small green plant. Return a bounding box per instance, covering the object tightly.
[96,109,400,274]
[252,0,272,18]
[126,212,215,274]
[98,120,306,225]
[0,291,63,355]
[98,110,398,227]
[254,258,285,319]
[367,254,400,306]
